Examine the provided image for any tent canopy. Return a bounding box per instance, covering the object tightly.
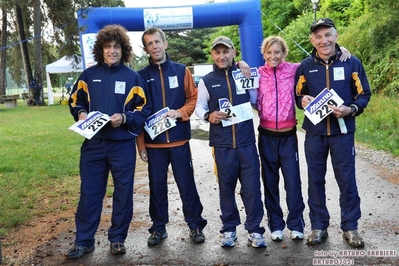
[46,55,83,105]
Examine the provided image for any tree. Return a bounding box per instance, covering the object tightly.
[15,2,36,105]
[261,0,300,36]
[33,0,44,105]
[1,0,125,106]
[164,28,217,66]
[0,6,7,100]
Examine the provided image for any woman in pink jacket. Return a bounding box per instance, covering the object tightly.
[257,36,305,242]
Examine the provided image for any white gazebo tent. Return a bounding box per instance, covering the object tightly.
[45,55,83,105]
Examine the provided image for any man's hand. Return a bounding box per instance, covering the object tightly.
[328,105,351,118]
[166,109,182,119]
[139,150,148,162]
[78,111,87,121]
[301,95,314,108]
[110,113,123,128]
[209,111,228,124]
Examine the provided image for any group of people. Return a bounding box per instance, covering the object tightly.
[66,17,371,259]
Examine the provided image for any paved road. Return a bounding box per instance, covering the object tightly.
[32,116,398,265]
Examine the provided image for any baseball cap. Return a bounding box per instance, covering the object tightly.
[310,18,336,33]
[211,36,235,50]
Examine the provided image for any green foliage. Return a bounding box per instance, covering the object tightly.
[260,0,300,36]
[355,94,399,156]
[3,0,125,89]
[280,14,314,63]
[317,0,352,26]
[165,28,217,66]
[339,6,399,96]
[133,53,150,71]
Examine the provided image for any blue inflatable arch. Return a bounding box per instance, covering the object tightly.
[77,0,263,68]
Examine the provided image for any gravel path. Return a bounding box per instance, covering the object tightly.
[355,143,399,184]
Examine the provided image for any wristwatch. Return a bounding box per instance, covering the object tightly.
[203,112,210,122]
[349,104,358,117]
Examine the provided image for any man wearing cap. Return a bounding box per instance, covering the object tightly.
[195,36,266,248]
[295,18,371,248]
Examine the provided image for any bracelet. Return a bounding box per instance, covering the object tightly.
[236,61,240,68]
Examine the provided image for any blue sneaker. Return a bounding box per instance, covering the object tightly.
[221,231,237,247]
[248,233,267,247]
[291,231,305,240]
[271,230,283,241]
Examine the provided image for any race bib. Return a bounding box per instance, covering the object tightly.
[232,67,259,95]
[304,88,344,125]
[218,98,253,127]
[69,111,110,139]
[144,107,177,140]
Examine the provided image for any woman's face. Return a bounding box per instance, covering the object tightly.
[263,42,285,68]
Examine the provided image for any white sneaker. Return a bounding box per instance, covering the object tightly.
[271,230,283,241]
[221,231,237,247]
[248,232,267,247]
[291,230,305,240]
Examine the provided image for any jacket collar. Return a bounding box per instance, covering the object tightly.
[148,53,171,69]
[100,61,124,71]
[212,59,237,74]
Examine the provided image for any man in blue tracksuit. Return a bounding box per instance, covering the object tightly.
[195,36,266,248]
[295,18,371,248]
[67,25,152,259]
[136,27,207,246]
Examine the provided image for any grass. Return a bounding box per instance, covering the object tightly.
[0,93,397,237]
[0,99,82,235]
[0,97,144,236]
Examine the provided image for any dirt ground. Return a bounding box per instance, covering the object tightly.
[1,162,151,265]
[1,139,399,265]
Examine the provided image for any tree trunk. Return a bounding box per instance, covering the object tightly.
[33,0,44,105]
[15,3,35,105]
[0,7,7,102]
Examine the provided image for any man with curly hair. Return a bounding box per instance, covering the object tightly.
[66,24,152,259]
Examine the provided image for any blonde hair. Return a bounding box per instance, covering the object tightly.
[260,36,289,57]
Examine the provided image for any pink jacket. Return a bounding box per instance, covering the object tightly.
[257,61,299,130]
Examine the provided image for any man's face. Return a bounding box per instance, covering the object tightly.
[103,41,122,66]
[143,32,168,64]
[211,44,236,70]
[310,26,338,61]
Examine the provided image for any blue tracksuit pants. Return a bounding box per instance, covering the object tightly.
[305,132,361,231]
[214,144,265,234]
[75,138,136,247]
[258,132,305,233]
[146,142,207,232]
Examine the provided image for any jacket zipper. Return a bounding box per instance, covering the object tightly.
[159,64,170,143]
[274,68,278,130]
[225,70,236,148]
[325,63,332,135]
